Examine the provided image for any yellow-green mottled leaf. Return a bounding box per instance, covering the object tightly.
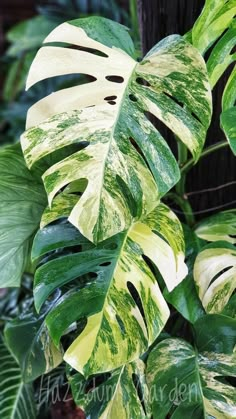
[32,204,187,376]
[147,335,236,419]
[192,0,236,55]
[68,360,150,419]
[193,242,236,313]
[21,17,211,243]
[195,210,236,244]
[41,192,78,228]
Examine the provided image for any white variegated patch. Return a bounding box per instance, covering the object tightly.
[194,245,236,313]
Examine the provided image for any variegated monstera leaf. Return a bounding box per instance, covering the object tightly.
[147,317,236,419]
[194,210,236,313]
[32,204,187,376]
[194,242,236,314]
[68,359,151,418]
[191,0,236,155]
[21,17,212,244]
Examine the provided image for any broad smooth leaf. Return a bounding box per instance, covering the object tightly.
[0,336,36,419]
[0,144,47,287]
[68,360,150,418]
[194,314,236,354]
[195,209,236,244]
[4,294,63,383]
[32,204,187,376]
[193,242,236,313]
[147,315,236,419]
[21,17,211,243]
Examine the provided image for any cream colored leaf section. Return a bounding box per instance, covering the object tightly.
[194,245,236,313]
[25,22,136,129]
[195,210,236,244]
[129,221,187,292]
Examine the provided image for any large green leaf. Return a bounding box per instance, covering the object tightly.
[0,144,47,287]
[147,315,236,419]
[0,336,36,419]
[193,242,236,314]
[32,204,187,376]
[4,294,63,383]
[21,17,211,243]
[68,360,150,418]
[195,209,236,244]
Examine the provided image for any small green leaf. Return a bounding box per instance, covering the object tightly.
[194,314,236,354]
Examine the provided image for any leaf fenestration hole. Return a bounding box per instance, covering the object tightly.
[99,261,111,267]
[209,265,233,287]
[163,91,183,108]
[108,101,116,105]
[43,42,109,58]
[129,94,138,102]
[136,77,151,87]
[127,281,148,332]
[104,95,117,100]
[105,75,124,83]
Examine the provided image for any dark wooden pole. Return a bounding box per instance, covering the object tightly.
[138,0,236,219]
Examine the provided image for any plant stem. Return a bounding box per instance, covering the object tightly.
[176,140,188,196]
[166,192,196,226]
[181,140,228,174]
[174,140,195,225]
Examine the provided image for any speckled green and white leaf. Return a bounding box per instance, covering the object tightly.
[192,0,236,54]
[32,204,187,376]
[194,242,236,313]
[221,66,236,155]
[207,27,236,88]
[195,210,236,244]
[147,337,236,419]
[68,360,150,419]
[21,17,211,243]
[0,337,36,419]
[0,143,47,287]
[221,107,236,155]
[4,294,63,383]
[40,192,78,228]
